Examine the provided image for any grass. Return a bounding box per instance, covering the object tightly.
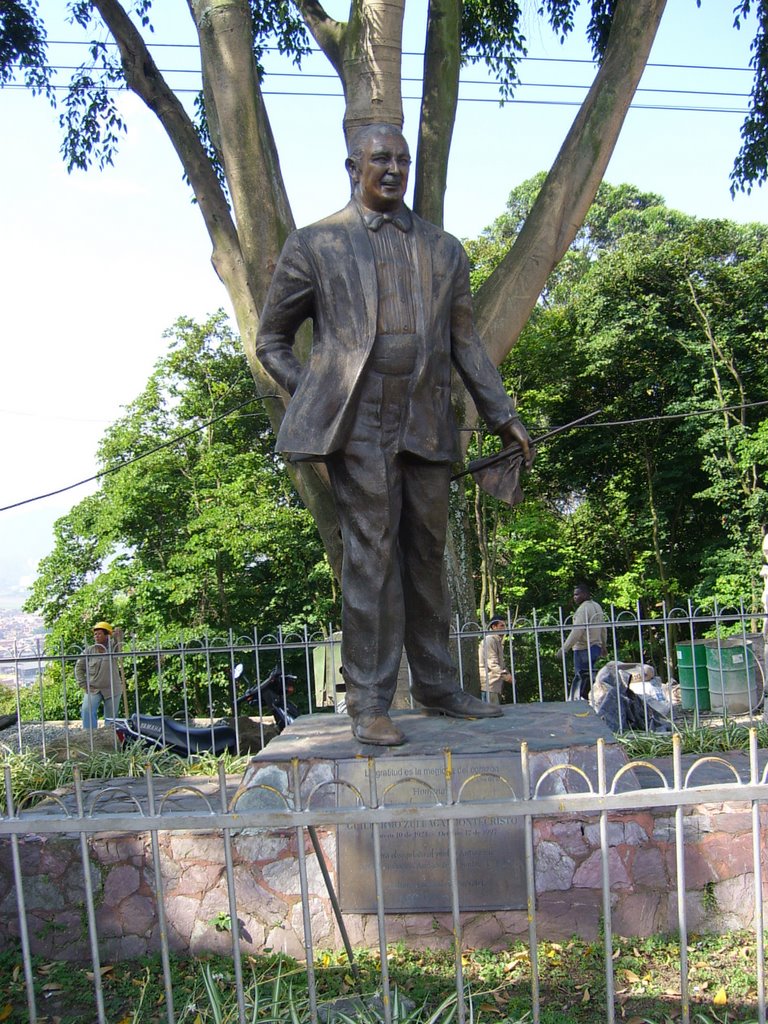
[616,720,768,761]
[0,743,250,813]
[0,933,765,1023]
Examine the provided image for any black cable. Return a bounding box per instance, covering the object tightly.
[3,397,766,514]
[42,41,759,73]
[0,393,283,513]
[577,398,768,429]
[5,63,756,100]
[1,82,750,113]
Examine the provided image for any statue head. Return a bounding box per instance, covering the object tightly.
[345,124,411,213]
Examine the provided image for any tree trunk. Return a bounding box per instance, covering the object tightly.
[413,0,462,227]
[191,0,344,574]
[341,0,406,137]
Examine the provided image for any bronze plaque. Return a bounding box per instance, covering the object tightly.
[336,754,525,912]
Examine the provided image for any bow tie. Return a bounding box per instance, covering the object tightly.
[364,210,411,232]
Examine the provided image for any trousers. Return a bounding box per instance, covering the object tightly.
[574,645,602,686]
[81,688,118,729]
[326,364,458,717]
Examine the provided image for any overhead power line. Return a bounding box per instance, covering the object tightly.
[43,41,758,74]
[3,399,767,515]
[1,82,749,115]
[0,395,270,513]
[7,62,756,101]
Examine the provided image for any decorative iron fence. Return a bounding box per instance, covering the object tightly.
[1,601,766,754]
[1,735,767,1024]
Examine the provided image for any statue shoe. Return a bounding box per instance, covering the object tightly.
[351,712,406,746]
[420,691,503,719]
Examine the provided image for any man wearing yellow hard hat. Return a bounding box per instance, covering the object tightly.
[75,621,121,729]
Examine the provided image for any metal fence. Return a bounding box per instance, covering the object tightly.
[1,734,768,1024]
[1,600,767,754]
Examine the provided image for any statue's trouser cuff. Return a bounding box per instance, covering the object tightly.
[327,369,457,718]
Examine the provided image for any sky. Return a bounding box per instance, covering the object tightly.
[2,0,768,609]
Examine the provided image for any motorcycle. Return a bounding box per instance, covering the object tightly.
[108,663,300,756]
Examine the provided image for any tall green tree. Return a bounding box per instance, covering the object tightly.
[469,184,768,614]
[4,0,674,630]
[25,313,336,647]
[8,0,768,630]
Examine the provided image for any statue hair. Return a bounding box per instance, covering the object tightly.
[346,123,406,164]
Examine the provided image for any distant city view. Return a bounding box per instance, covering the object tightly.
[0,608,44,643]
[0,608,46,689]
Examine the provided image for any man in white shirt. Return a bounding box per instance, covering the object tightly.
[558,583,606,692]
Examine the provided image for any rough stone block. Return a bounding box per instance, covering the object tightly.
[612,891,663,937]
[165,894,202,945]
[630,846,667,889]
[535,892,601,940]
[535,841,575,893]
[535,819,589,859]
[116,893,155,937]
[700,831,753,879]
[233,833,291,863]
[584,821,624,847]
[462,914,505,949]
[167,834,226,863]
[262,852,325,896]
[573,848,630,890]
[166,862,224,898]
[231,864,290,921]
[290,896,333,946]
[102,864,140,907]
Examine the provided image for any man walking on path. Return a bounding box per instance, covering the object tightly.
[558,584,607,693]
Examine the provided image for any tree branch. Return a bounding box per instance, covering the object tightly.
[475,0,669,367]
[413,0,461,226]
[193,0,294,305]
[91,0,252,315]
[296,0,346,75]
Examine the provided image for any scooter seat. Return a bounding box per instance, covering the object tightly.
[130,715,236,754]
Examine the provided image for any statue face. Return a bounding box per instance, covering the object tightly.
[349,129,411,212]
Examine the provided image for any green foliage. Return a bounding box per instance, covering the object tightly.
[59,48,126,172]
[0,743,251,813]
[0,935,763,1024]
[0,666,82,722]
[460,2,624,102]
[0,0,51,97]
[469,178,768,618]
[25,312,337,653]
[617,720,768,760]
[732,0,768,193]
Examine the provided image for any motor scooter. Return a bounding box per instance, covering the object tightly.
[108,663,300,756]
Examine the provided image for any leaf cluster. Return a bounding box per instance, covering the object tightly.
[25,311,337,650]
[468,177,768,616]
[0,0,52,98]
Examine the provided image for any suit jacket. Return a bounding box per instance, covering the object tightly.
[256,201,515,460]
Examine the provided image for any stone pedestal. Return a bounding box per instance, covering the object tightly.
[235,703,633,914]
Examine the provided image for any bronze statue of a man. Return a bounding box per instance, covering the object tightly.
[257,124,533,746]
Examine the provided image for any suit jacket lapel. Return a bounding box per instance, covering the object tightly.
[342,203,378,342]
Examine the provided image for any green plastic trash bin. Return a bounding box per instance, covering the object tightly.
[676,640,710,712]
[705,638,760,714]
